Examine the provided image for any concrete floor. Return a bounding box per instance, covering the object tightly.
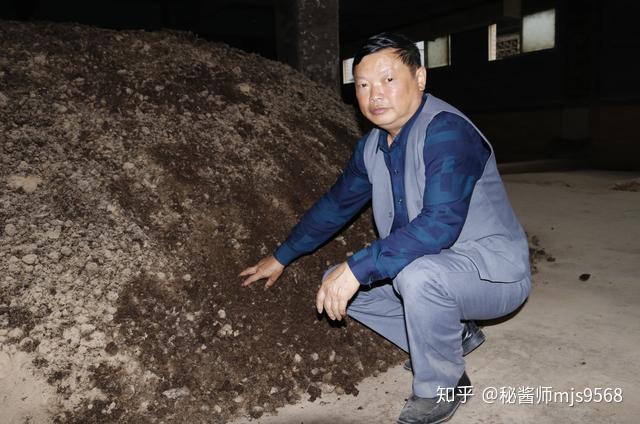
[233,171,640,424]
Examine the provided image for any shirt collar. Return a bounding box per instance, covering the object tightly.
[377,93,429,153]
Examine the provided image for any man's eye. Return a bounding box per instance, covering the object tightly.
[358,83,368,88]
[387,77,394,82]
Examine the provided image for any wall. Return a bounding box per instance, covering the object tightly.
[341,0,640,170]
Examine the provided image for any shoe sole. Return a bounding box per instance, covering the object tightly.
[430,398,463,424]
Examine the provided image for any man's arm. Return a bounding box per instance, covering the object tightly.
[240,135,372,288]
[347,112,491,284]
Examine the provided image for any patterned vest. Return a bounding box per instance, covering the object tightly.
[362,94,530,283]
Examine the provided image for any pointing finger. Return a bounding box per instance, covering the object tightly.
[238,266,257,277]
[241,271,264,287]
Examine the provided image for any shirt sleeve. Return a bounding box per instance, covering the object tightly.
[347,112,491,284]
[274,135,373,266]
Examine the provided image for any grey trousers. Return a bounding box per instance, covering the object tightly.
[327,250,531,398]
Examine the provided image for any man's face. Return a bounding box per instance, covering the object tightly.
[354,48,426,139]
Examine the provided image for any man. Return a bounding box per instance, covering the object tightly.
[239,32,531,424]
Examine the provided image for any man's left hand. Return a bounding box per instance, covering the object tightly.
[316,262,360,321]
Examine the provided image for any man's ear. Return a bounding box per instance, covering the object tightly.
[416,66,427,91]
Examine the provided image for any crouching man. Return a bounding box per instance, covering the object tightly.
[240,32,531,424]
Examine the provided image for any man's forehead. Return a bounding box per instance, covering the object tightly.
[354,49,409,77]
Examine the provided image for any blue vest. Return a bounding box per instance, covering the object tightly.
[362,94,530,283]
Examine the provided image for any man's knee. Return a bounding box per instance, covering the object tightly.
[393,258,454,302]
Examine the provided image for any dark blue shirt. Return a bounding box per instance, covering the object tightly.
[274,97,491,285]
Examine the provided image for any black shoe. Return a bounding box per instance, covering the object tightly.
[403,321,485,371]
[397,372,472,424]
[461,321,485,355]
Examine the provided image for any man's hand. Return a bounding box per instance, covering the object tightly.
[239,255,285,289]
[316,262,360,321]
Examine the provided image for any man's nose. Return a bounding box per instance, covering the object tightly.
[370,84,383,102]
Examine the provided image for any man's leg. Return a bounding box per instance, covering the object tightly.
[403,320,485,372]
[347,282,409,351]
[322,266,409,351]
[393,251,531,398]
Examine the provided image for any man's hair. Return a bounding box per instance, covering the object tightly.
[352,32,421,74]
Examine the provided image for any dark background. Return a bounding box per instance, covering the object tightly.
[2,0,639,168]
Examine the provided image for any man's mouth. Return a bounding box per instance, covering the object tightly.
[370,107,388,115]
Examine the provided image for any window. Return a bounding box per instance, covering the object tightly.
[342,37,450,84]
[488,8,555,61]
[342,57,354,84]
[522,9,556,53]
[426,36,451,69]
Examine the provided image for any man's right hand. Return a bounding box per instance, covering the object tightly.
[238,255,285,289]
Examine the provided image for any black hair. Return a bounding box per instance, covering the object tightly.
[352,32,421,74]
